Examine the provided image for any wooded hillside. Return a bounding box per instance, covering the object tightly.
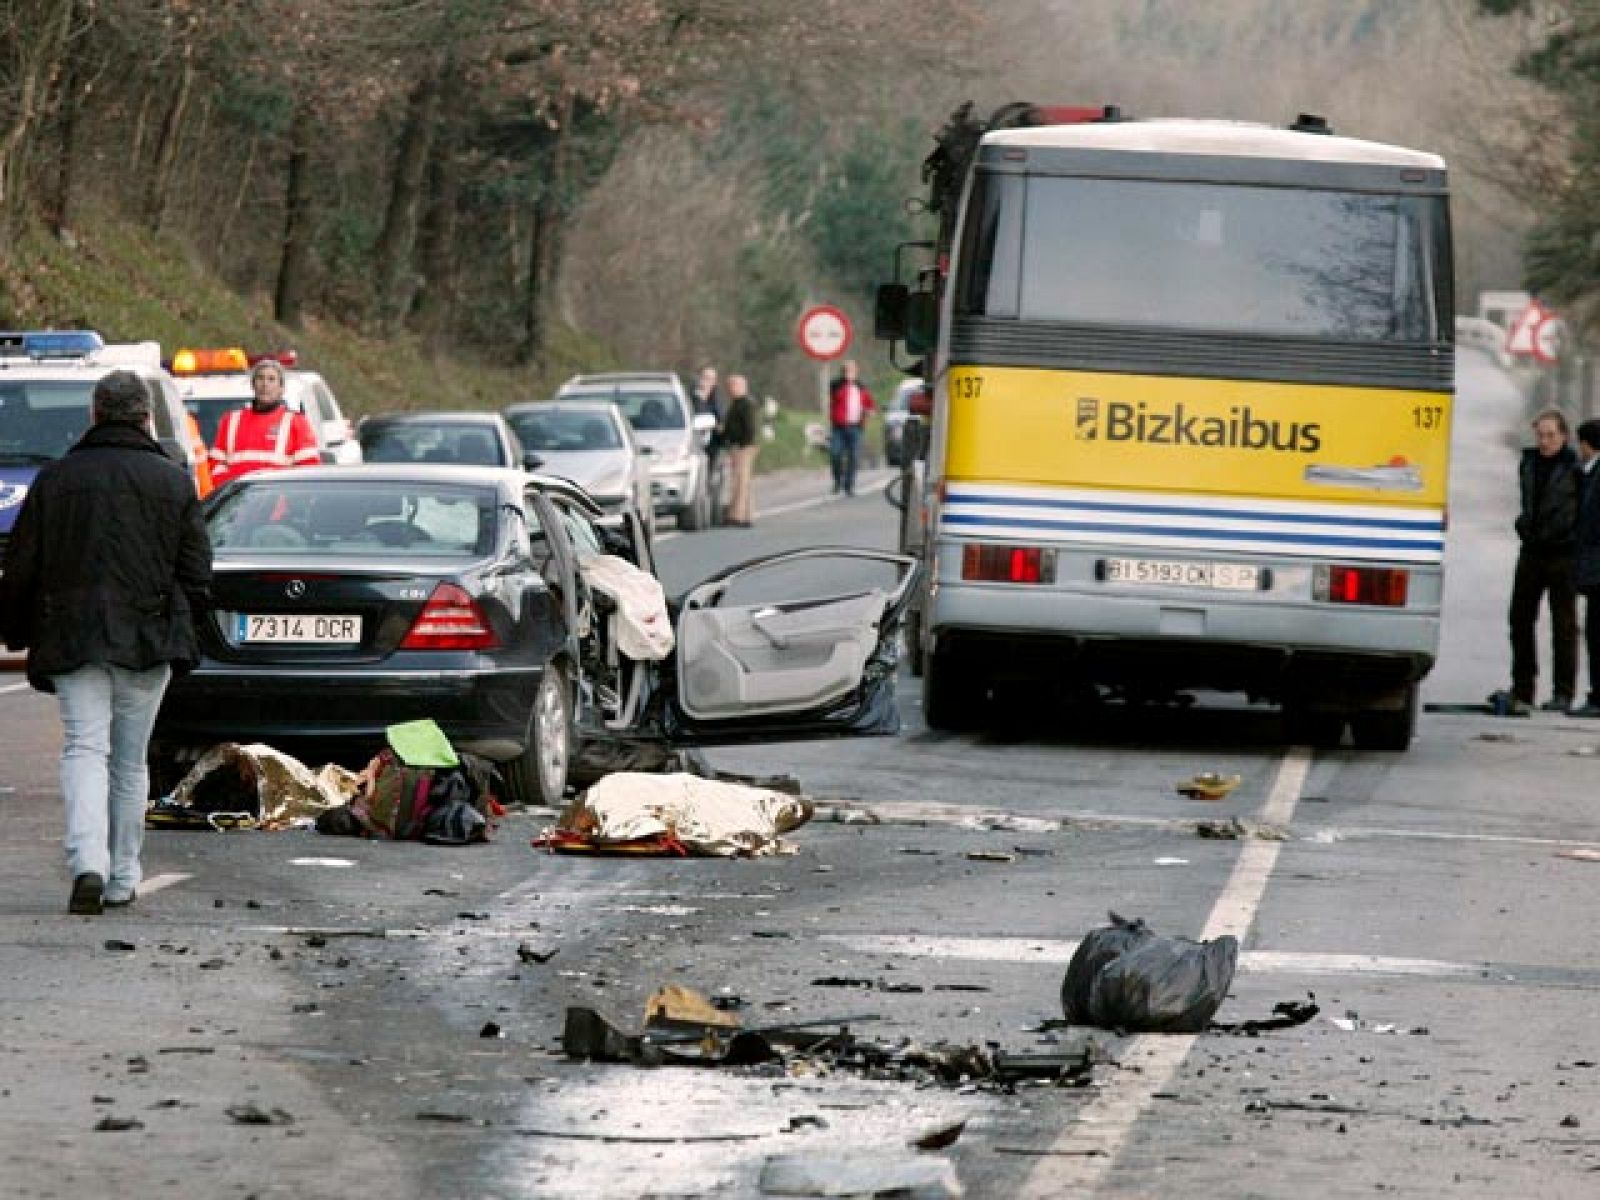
[0,2,1558,408]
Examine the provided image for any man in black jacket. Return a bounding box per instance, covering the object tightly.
[0,371,212,914]
[1571,419,1600,717]
[1505,407,1580,715]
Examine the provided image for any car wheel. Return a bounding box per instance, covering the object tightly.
[507,662,572,806]
[679,485,704,532]
[1349,685,1418,752]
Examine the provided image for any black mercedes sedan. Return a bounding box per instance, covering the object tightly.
[152,465,916,806]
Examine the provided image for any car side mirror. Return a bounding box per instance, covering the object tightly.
[909,386,934,418]
[637,444,655,455]
[691,412,716,434]
[523,452,544,471]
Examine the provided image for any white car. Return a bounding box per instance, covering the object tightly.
[503,399,654,536]
[555,372,714,531]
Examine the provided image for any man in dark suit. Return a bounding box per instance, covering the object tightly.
[1571,418,1600,716]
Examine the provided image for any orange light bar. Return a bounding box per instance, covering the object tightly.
[1315,565,1409,607]
[172,347,249,375]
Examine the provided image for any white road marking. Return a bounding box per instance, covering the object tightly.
[655,474,892,544]
[1018,747,1311,1198]
[0,681,30,696]
[137,872,191,896]
[818,935,1488,980]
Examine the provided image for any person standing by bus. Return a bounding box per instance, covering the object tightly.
[208,357,319,486]
[1570,419,1600,717]
[1505,408,1581,715]
[828,360,874,497]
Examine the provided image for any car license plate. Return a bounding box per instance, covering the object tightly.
[1103,557,1260,591]
[236,614,362,644]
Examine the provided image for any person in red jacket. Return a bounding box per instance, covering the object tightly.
[827,359,874,497]
[208,358,319,486]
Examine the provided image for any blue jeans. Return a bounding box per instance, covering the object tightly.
[53,663,171,896]
[830,424,863,494]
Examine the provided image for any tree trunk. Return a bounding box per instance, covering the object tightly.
[47,9,84,238]
[410,67,464,351]
[0,0,75,242]
[144,37,195,232]
[274,109,315,329]
[518,91,574,366]
[371,71,440,329]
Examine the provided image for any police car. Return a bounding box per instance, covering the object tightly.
[0,331,203,562]
[171,347,361,465]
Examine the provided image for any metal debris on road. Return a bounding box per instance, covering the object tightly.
[93,1115,144,1132]
[225,1104,294,1125]
[965,850,1015,863]
[911,1118,967,1150]
[517,942,558,964]
[1177,772,1242,800]
[1195,817,1288,841]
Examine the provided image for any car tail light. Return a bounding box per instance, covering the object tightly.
[400,583,499,650]
[1314,565,1409,607]
[962,543,1055,584]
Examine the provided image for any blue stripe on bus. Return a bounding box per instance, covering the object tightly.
[939,512,1444,552]
[945,490,1442,532]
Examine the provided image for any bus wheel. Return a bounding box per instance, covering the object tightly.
[922,646,979,732]
[1350,685,1418,752]
[1284,707,1346,749]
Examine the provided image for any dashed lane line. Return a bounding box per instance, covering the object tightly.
[137,873,192,896]
[1018,746,1311,1198]
[0,681,30,696]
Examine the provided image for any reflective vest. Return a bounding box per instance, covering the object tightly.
[210,405,320,485]
[184,411,214,499]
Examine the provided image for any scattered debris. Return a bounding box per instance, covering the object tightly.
[644,984,741,1036]
[757,1153,962,1198]
[965,851,1015,863]
[534,773,814,856]
[1561,1114,1582,1128]
[1153,857,1190,866]
[103,939,136,952]
[1177,772,1242,801]
[479,1022,503,1039]
[912,1119,967,1150]
[958,813,1062,833]
[1210,995,1320,1035]
[93,1116,144,1132]
[517,942,558,965]
[416,1111,482,1124]
[1474,731,1520,743]
[1195,818,1288,841]
[785,1114,829,1132]
[1061,912,1237,1033]
[154,742,356,829]
[225,1104,294,1126]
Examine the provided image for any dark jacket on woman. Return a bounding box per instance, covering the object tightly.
[720,393,759,448]
[1516,444,1580,554]
[0,421,212,692]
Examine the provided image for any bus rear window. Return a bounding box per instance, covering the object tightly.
[957,174,1444,343]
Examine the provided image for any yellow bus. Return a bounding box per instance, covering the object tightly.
[883,114,1453,749]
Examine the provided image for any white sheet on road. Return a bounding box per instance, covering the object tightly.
[551,772,812,856]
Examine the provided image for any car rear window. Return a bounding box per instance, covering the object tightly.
[508,408,622,451]
[208,480,498,557]
[359,422,504,466]
[568,388,684,431]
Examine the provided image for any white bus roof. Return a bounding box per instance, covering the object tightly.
[984,120,1444,170]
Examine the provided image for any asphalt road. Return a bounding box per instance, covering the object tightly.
[3,355,1599,1199]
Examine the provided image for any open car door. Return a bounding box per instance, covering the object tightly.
[661,547,919,743]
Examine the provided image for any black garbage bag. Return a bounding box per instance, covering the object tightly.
[1061,911,1238,1033]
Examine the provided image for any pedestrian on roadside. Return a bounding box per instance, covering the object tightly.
[690,365,723,423]
[0,371,213,915]
[1500,407,1581,715]
[691,365,726,522]
[827,359,874,497]
[1571,418,1600,717]
[208,357,319,486]
[721,374,760,528]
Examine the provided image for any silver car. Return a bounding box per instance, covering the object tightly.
[504,400,653,536]
[555,372,714,531]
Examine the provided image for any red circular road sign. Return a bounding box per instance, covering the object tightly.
[796,305,853,361]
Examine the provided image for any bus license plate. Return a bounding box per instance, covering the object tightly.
[1103,558,1259,591]
[237,614,362,644]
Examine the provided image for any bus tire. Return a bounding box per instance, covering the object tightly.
[1284,707,1346,749]
[923,647,978,732]
[1350,685,1418,752]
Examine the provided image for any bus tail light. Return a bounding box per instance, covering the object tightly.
[1315,565,1409,607]
[962,543,1055,585]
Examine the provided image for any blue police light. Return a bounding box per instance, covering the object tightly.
[0,329,106,359]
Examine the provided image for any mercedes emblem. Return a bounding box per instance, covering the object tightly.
[285,579,307,599]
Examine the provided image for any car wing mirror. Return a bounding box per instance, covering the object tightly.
[637,444,655,455]
[691,412,716,434]
[523,452,544,471]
